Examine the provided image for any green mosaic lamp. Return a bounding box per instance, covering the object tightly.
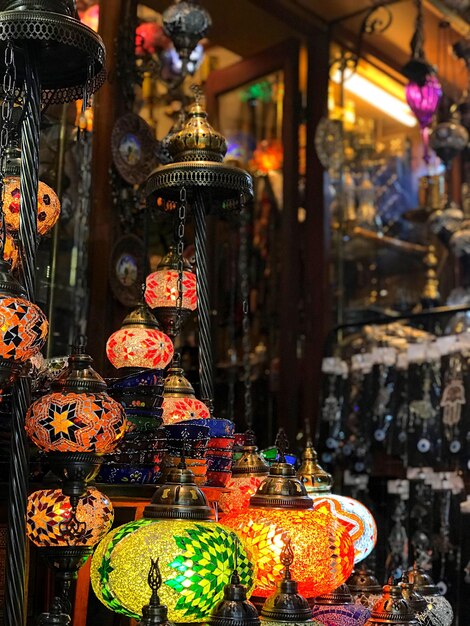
[90,462,255,623]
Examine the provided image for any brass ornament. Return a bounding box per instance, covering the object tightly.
[297,441,333,494]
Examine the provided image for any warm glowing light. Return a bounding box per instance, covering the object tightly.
[219,475,266,515]
[106,327,174,370]
[26,487,113,547]
[91,518,255,622]
[222,507,354,598]
[3,177,61,235]
[0,295,48,362]
[162,396,210,424]
[332,71,417,128]
[145,269,197,311]
[26,390,126,454]
[4,233,18,269]
[250,140,283,173]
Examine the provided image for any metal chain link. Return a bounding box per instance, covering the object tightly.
[0,42,17,249]
[239,192,253,429]
[175,186,187,337]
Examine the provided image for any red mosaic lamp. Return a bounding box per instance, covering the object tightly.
[106,301,174,371]
[26,344,127,503]
[222,431,355,600]
[145,247,197,340]
[162,356,209,424]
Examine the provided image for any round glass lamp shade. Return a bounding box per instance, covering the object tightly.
[26,487,114,547]
[424,596,453,626]
[3,177,61,235]
[106,327,174,369]
[90,518,255,622]
[0,295,48,362]
[222,507,354,598]
[25,390,127,453]
[162,396,210,424]
[145,269,197,311]
[312,495,377,564]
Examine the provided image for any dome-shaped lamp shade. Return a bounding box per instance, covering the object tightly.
[26,487,114,548]
[162,396,210,424]
[222,508,354,598]
[25,391,127,453]
[0,295,48,362]
[3,177,61,236]
[145,269,197,311]
[106,304,174,370]
[90,518,255,622]
[312,495,377,564]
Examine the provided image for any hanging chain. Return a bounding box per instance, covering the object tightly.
[0,42,17,250]
[175,186,187,338]
[239,192,253,429]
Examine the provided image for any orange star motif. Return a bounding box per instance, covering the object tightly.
[50,409,74,436]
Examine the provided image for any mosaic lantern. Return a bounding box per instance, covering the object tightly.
[26,487,114,548]
[162,358,209,424]
[91,463,255,622]
[0,255,48,387]
[364,581,418,625]
[222,455,354,599]
[298,444,377,564]
[3,176,61,235]
[406,566,453,626]
[162,0,211,63]
[311,584,370,626]
[26,347,127,455]
[400,574,433,626]
[260,539,322,626]
[145,247,197,340]
[429,110,469,169]
[347,567,382,610]
[219,431,269,515]
[106,302,174,370]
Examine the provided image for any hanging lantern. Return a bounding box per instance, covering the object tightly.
[162,358,209,424]
[208,570,260,626]
[364,581,418,625]
[106,302,174,370]
[260,539,322,626]
[298,444,377,564]
[162,0,211,64]
[26,346,127,503]
[219,431,269,515]
[347,567,383,610]
[406,566,453,626]
[311,584,370,626]
[222,449,354,599]
[145,247,197,340]
[429,109,469,169]
[0,255,48,388]
[3,176,61,236]
[91,463,255,622]
[26,487,114,548]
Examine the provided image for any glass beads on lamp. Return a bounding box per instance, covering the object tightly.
[2,176,61,235]
[106,302,174,370]
[26,487,114,548]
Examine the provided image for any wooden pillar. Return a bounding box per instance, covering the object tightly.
[301,29,331,439]
[87,0,130,370]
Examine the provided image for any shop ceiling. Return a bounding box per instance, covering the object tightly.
[146,0,469,93]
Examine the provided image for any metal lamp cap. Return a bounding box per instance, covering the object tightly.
[314,584,353,605]
[52,345,107,393]
[163,363,196,398]
[347,567,382,594]
[144,463,213,520]
[400,574,427,614]
[157,247,192,272]
[250,461,313,510]
[367,582,419,624]
[405,565,440,596]
[232,445,269,476]
[209,571,261,626]
[297,442,333,494]
[122,303,160,329]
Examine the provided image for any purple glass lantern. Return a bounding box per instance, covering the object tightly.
[406,74,442,163]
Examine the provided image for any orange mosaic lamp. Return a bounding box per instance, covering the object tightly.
[2,176,60,236]
[0,252,48,388]
[106,302,174,370]
[221,433,354,599]
[162,358,209,424]
[145,247,197,340]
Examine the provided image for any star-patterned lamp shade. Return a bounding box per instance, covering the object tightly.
[26,487,114,547]
[162,361,209,424]
[25,390,127,453]
[106,303,174,370]
[145,247,197,312]
[90,518,255,622]
[0,294,48,362]
[312,495,377,565]
[221,507,354,599]
[3,177,61,236]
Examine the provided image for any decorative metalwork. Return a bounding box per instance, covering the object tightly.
[162,0,212,64]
